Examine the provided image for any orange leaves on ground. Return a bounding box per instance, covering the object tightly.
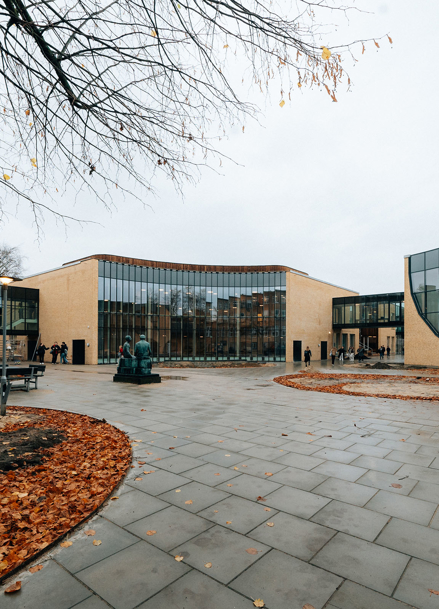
[256,496,266,502]
[253,600,265,608]
[227,484,233,487]
[303,604,316,609]
[204,562,212,568]
[29,564,43,573]
[391,483,402,489]
[264,473,273,477]
[0,407,131,579]
[226,521,232,525]
[135,477,143,481]
[246,548,258,555]
[266,522,274,527]
[174,555,184,562]
[84,529,95,536]
[429,589,439,596]
[214,473,221,476]
[264,507,271,512]
[4,580,21,593]
[146,530,156,536]
[92,540,102,546]
[185,500,193,505]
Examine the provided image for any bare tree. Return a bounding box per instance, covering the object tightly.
[0,0,382,223]
[0,244,25,276]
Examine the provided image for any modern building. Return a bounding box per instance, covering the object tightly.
[3,248,438,366]
[12,254,357,364]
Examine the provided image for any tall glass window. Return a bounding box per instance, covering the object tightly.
[410,249,439,335]
[98,263,286,364]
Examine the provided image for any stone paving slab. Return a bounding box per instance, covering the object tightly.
[365,490,437,526]
[124,505,214,550]
[182,462,242,486]
[311,532,410,595]
[126,469,191,495]
[311,500,389,541]
[136,570,253,608]
[393,558,439,609]
[376,518,439,565]
[172,525,270,584]
[157,480,231,512]
[103,489,169,526]
[248,511,336,560]
[329,579,415,609]
[312,477,378,506]
[265,484,332,518]
[216,473,281,501]
[350,455,403,474]
[312,460,367,482]
[230,549,342,609]
[76,540,190,609]
[197,495,278,534]
[270,465,328,490]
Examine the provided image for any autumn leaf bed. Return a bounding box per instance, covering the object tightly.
[0,407,131,581]
[274,371,439,401]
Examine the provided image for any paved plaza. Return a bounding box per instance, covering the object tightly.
[2,362,439,608]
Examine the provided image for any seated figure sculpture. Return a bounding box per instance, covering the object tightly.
[117,335,137,374]
[134,335,152,375]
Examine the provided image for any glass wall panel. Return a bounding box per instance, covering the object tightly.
[97,262,286,363]
[410,250,439,336]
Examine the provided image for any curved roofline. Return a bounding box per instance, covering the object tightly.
[63,254,308,275]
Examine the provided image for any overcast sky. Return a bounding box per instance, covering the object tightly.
[5,0,438,295]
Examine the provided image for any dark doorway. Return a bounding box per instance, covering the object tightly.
[293,340,302,362]
[321,341,327,360]
[72,340,86,365]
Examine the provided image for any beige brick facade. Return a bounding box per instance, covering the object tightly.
[285,272,358,362]
[15,259,99,365]
[404,257,439,366]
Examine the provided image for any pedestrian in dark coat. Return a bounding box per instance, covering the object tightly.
[37,343,49,364]
[304,346,312,367]
[51,342,60,364]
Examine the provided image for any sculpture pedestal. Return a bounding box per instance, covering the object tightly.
[113,357,161,384]
[113,373,161,384]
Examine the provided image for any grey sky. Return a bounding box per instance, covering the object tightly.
[5,0,438,295]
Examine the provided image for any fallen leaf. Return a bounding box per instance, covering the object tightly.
[93,540,102,546]
[226,521,232,524]
[281,433,288,436]
[155,458,161,461]
[111,496,119,501]
[185,500,193,505]
[175,489,181,493]
[400,439,406,442]
[266,522,274,527]
[264,472,273,477]
[60,541,72,548]
[242,464,248,468]
[253,600,265,608]
[84,529,95,536]
[264,507,271,512]
[205,562,212,568]
[146,530,156,536]
[227,484,233,487]
[256,496,266,502]
[233,467,239,471]
[214,473,221,476]
[214,510,219,513]
[225,454,231,457]
[138,461,146,465]
[429,589,439,596]
[144,470,155,474]
[29,564,43,573]
[135,477,143,481]
[391,483,402,488]
[168,447,175,450]
[306,432,314,436]
[303,605,316,609]
[5,581,21,594]
[246,548,258,555]
[175,555,184,562]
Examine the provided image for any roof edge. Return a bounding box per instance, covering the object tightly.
[62,254,308,275]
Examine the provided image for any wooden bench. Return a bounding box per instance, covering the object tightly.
[7,367,35,392]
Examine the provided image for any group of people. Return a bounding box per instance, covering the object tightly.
[36,342,69,364]
[379,345,391,359]
[329,346,356,365]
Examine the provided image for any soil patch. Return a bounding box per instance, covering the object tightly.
[274,371,439,401]
[0,407,131,581]
[0,427,66,471]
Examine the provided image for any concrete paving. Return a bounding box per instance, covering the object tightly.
[2,361,439,608]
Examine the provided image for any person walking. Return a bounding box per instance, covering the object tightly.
[338,346,345,363]
[304,346,312,367]
[50,342,60,364]
[387,346,391,358]
[358,347,365,363]
[37,343,49,364]
[379,345,385,360]
[330,347,336,366]
[60,342,69,364]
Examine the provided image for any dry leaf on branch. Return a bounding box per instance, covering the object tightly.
[93,540,102,546]
[253,600,265,608]
[84,529,96,536]
[29,564,43,573]
[246,548,258,555]
[5,581,21,593]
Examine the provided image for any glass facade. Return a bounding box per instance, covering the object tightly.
[0,286,39,335]
[333,293,404,328]
[410,248,439,335]
[98,261,286,364]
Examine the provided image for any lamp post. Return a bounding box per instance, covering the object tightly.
[0,275,21,416]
